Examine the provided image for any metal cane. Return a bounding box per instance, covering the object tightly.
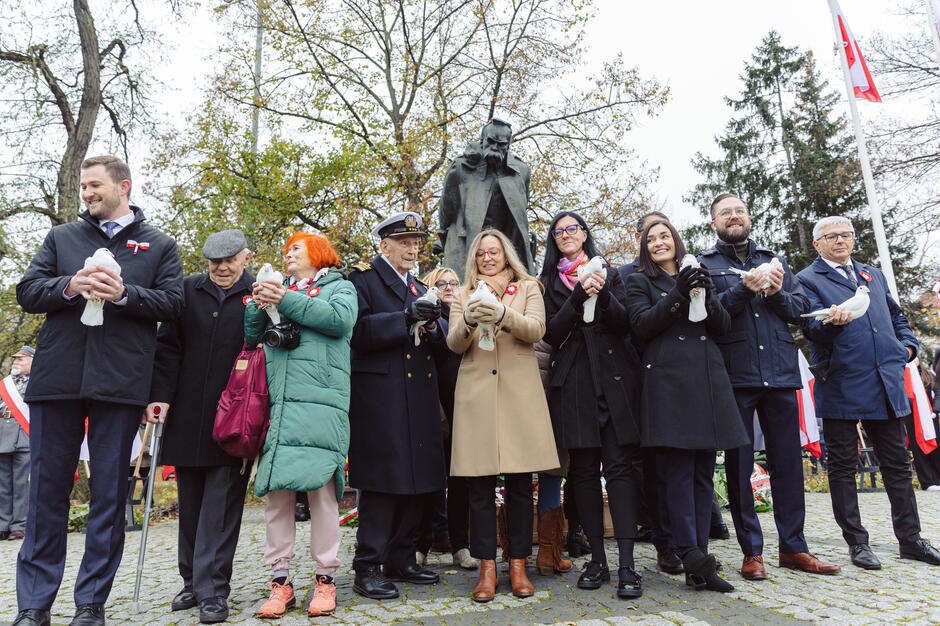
[132,418,164,612]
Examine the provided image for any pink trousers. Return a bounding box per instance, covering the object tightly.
[263,479,341,575]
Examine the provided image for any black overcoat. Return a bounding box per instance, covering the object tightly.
[542,267,641,448]
[16,207,183,405]
[624,269,749,451]
[347,256,448,495]
[149,271,255,467]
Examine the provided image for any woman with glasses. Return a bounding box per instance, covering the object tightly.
[447,229,559,602]
[414,267,479,571]
[540,211,644,598]
[624,220,747,593]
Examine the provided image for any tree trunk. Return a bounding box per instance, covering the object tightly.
[55,0,102,224]
[775,75,807,253]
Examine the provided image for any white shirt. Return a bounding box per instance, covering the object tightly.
[380,255,411,285]
[98,210,135,237]
[821,256,857,283]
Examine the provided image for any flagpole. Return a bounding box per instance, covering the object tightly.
[826,0,899,300]
[927,0,940,66]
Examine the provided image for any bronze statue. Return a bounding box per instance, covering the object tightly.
[438,119,535,279]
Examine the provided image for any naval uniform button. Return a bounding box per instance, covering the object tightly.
[763,381,769,386]
[700,336,706,341]
[427,372,432,379]
[406,354,411,359]
[426,355,431,360]
[212,311,218,318]
[754,313,760,318]
[407,372,412,378]
[608,349,613,354]
[492,369,497,375]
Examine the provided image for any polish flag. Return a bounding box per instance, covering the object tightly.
[833,0,881,102]
[751,350,822,458]
[903,363,938,454]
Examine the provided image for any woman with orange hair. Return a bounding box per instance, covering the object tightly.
[245,232,358,619]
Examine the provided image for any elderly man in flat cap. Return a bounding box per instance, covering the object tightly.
[0,346,34,542]
[346,211,449,599]
[147,230,254,624]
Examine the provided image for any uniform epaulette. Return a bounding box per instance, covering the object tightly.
[352,262,372,272]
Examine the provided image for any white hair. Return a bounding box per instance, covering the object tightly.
[813,216,854,241]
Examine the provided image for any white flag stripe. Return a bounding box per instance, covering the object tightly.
[907,362,937,442]
[797,350,820,447]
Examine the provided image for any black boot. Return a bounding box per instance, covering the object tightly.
[679,547,717,591]
[353,565,400,599]
[566,524,592,558]
[617,566,643,599]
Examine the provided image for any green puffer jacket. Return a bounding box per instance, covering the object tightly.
[245,270,358,501]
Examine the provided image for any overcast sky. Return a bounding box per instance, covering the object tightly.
[148,1,924,229]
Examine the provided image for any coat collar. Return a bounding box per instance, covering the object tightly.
[78,205,146,240]
[647,267,676,294]
[371,254,411,302]
[810,256,859,291]
[196,270,255,299]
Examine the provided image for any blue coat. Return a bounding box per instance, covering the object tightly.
[699,240,809,390]
[346,256,448,495]
[797,257,917,421]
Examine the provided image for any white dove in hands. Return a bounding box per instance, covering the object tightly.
[255,263,284,325]
[680,254,707,322]
[728,257,783,293]
[410,286,440,346]
[577,256,607,323]
[80,248,122,326]
[801,286,870,324]
[469,280,499,351]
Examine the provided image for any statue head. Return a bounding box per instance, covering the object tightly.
[480,118,512,170]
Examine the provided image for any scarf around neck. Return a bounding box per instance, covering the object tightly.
[557,249,587,290]
[480,266,515,298]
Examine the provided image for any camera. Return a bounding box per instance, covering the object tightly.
[262,320,301,350]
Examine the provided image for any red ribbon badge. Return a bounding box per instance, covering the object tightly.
[242,295,253,306]
[410,284,419,296]
[505,285,518,295]
[859,270,872,282]
[126,240,150,255]
[307,286,320,297]
[288,285,299,291]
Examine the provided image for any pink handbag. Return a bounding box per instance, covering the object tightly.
[212,345,270,459]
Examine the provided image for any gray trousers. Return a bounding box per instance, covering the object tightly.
[0,450,30,531]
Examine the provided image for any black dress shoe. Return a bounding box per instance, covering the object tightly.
[850,543,882,570]
[617,566,642,599]
[353,565,400,599]
[709,521,731,540]
[899,538,940,565]
[70,604,105,626]
[576,561,610,589]
[200,597,229,624]
[12,609,51,626]
[0,530,10,540]
[384,563,440,584]
[172,588,198,611]
[567,526,592,557]
[635,527,655,543]
[656,549,684,574]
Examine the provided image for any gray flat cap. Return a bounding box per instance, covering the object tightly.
[202,229,248,260]
[13,346,34,357]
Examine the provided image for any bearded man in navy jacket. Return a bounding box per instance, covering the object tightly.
[797,215,940,571]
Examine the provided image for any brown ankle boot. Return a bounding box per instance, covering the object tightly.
[509,558,535,597]
[472,559,497,602]
[536,507,573,575]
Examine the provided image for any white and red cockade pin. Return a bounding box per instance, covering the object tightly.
[126,240,150,255]
[307,286,321,297]
[859,270,872,282]
[242,295,253,306]
[410,284,419,296]
[505,285,518,295]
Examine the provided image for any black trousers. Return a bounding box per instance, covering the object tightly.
[726,388,808,555]
[467,473,532,560]
[825,418,921,546]
[417,434,470,554]
[354,490,427,571]
[903,414,940,489]
[175,465,250,601]
[17,400,140,610]
[658,448,716,549]
[636,448,673,551]
[567,421,640,542]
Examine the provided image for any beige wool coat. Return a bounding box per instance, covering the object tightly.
[447,278,560,477]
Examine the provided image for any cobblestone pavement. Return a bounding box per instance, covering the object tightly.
[2,492,939,625]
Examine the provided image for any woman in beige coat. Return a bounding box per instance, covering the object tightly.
[447,228,560,603]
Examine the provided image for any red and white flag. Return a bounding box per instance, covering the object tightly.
[903,363,938,454]
[751,350,822,458]
[832,0,882,102]
[0,375,29,436]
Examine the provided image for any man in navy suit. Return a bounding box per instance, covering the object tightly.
[347,212,448,599]
[797,215,940,570]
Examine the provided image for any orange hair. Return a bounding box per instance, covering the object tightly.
[283,232,341,270]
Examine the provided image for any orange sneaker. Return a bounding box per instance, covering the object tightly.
[307,574,337,617]
[257,579,296,619]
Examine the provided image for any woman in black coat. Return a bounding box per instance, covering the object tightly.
[541,211,643,599]
[624,219,747,593]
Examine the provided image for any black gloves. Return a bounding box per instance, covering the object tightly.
[405,299,442,327]
[674,265,700,297]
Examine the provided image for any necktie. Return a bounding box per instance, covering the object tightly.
[102,221,118,238]
[840,264,857,287]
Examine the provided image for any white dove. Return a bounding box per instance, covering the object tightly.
[255,263,285,325]
[577,255,607,323]
[801,285,870,323]
[727,257,783,291]
[680,254,707,322]
[469,280,499,351]
[80,248,122,326]
[410,286,440,346]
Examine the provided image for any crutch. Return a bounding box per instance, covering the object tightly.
[131,417,164,612]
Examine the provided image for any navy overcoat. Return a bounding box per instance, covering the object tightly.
[346,256,448,495]
[796,257,917,421]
